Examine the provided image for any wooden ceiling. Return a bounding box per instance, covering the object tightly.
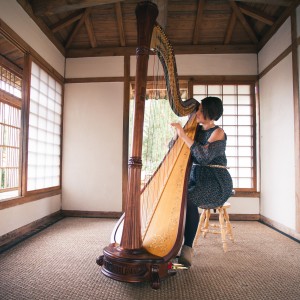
[0,0,299,71]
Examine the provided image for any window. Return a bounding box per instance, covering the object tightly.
[27,62,62,191]
[0,102,21,199]
[129,81,188,186]
[193,84,256,191]
[0,65,22,98]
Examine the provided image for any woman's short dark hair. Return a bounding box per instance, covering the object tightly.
[201,96,223,121]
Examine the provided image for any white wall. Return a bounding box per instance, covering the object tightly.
[259,17,296,230]
[0,1,64,237]
[62,81,123,212]
[131,53,257,76]
[0,195,61,236]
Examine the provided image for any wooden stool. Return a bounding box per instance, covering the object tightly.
[193,202,234,252]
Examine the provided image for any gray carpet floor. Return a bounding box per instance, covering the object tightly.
[0,218,300,300]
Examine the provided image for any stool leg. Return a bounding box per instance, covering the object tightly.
[202,209,210,238]
[193,209,206,248]
[218,208,228,252]
[224,208,234,242]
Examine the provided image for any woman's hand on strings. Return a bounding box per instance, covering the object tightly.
[171,122,185,138]
[171,122,194,149]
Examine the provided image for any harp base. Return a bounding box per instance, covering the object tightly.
[96,243,176,289]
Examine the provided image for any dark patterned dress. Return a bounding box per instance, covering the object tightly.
[188,125,233,209]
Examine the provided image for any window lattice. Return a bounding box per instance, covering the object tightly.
[193,84,255,190]
[0,102,21,195]
[27,62,62,191]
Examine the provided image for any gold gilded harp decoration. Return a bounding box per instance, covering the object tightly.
[96,1,199,289]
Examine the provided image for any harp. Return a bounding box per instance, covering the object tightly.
[96,1,198,289]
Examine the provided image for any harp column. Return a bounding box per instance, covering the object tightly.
[120,1,158,249]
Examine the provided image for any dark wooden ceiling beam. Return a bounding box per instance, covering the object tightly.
[30,0,124,16]
[85,14,97,48]
[239,4,275,26]
[234,0,292,5]
[66,43,257,57]
[228,1,258,44]
[156,0,168,30]
[115,3,125,47]
[50,11,84,33]
[224,12,237,44]
[65,8,92,49]
[193,0,206,45]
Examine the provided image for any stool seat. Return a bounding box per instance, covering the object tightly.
[193,202,234,252]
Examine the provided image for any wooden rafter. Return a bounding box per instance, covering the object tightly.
[228,1,258,44]
[65,8,92,49]
[50,11,84,33]
[258,0,300,50]
[115,3,125,47]
[193,0,206,45]
[85,14,97,48]
[224,12,237,44]
[239,4,275,26]
[30,0,124,16]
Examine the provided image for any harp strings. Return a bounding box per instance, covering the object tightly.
[140,48,190,238]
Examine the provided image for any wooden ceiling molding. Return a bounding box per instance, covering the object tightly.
[1,0,296,59]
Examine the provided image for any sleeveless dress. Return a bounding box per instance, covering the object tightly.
[187,125,233,209]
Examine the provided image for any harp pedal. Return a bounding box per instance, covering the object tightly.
[171,263,189,270]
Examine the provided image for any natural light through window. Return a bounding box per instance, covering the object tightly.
[27,62,62,191]
[0,102,21,200]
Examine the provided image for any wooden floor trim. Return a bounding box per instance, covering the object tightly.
[260,215,300,242]
[0,211,64,252]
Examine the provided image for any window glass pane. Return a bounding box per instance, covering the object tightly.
[238,95,251,105]
[223,105,237,115]
[223,85,236,94]
[226,147,238,156]
[222,95,237,105]
[238,105,252,115]
[238,85,251,94]
[238,147,252,156]
[193,85,206,94]
[208,85,222,94]
[238,126,252,135]
[222,126,237,135]
[238,136,252,146]
[239,157,252,167]
[227,136,238,146]
[223,115,237,125]
[238,116,252,125]
[239,178,253,188]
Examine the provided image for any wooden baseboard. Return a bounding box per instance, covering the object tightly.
[0,211,64,252]
[260,215,300,242]
[62,210,122,218]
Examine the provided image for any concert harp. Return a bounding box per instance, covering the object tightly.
[96,1,199,289]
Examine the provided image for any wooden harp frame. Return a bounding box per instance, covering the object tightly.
[97,1,199,289]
